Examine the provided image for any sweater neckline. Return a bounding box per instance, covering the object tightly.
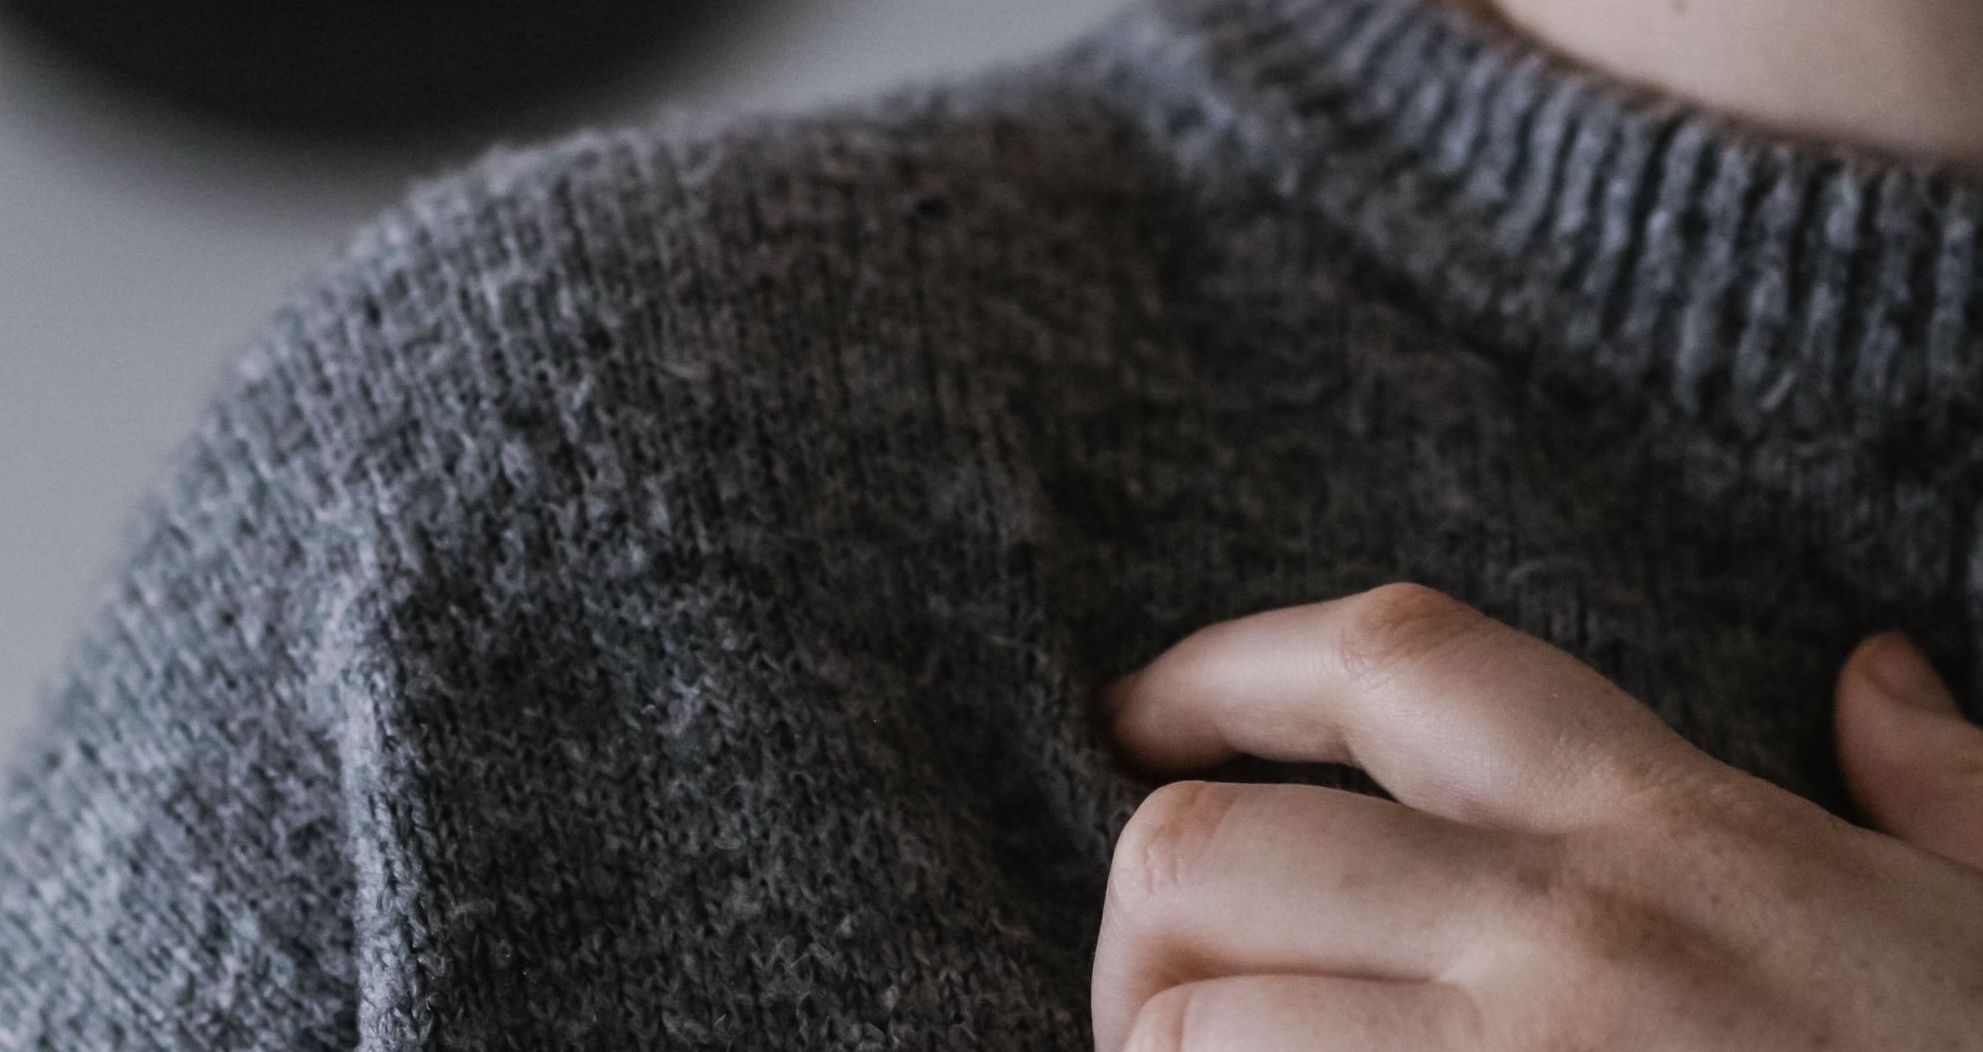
[1105,0,1983,442]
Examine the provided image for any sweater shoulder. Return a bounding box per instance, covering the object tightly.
[215,62,1173,524]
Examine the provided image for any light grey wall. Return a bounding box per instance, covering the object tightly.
[0,0,1129,753]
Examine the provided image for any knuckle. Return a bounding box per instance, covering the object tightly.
[1335,583,1483,687]
[1108,780,1239,910]
[1123,984,1200,1052]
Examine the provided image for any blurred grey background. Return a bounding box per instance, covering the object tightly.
[0,0,1128,752]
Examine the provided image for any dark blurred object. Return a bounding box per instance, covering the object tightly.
[1,0,709,138]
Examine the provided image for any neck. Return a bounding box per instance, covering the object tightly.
[1468,0,1983,173]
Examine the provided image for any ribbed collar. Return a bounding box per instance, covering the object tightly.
[1101,0,1983,443]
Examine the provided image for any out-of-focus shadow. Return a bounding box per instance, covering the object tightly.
[0,0,739,144]
[0,0,803,232]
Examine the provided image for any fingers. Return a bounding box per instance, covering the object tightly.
[1106,583,1699,829]
[1113,974,1476,1052]
[1091,782,1523,1046]
[1835,632,1983,870]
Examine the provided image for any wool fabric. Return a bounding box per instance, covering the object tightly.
[6,0,1983,1047]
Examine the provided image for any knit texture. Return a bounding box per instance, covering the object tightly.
[6,0,1983,1047]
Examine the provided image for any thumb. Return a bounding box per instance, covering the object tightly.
[1835,632,1983,870]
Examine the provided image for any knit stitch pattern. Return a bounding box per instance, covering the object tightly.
[5,0,1983,1047]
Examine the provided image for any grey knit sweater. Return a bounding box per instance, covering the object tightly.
[6,0,1983,1047]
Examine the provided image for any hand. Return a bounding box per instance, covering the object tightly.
[1092,584,1983,1051]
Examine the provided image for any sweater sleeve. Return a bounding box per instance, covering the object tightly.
[0,269,366,1047]
[0,130,703,1050]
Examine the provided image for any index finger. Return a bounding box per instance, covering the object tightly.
[1105,583,1703,830]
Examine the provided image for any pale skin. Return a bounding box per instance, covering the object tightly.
[1093,585,1983,1049]
[1462,0,1983,174]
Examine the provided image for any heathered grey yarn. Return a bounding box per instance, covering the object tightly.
[6,0,1983,1047]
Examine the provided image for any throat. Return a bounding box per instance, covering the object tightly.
[1463,0,1983,174]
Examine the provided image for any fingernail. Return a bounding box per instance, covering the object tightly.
[1863,632,1958,715]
